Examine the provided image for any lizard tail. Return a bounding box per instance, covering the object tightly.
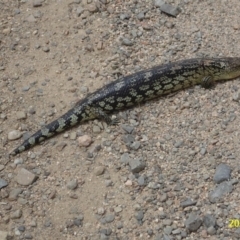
[10,107,84,156]
[10,129,51,156]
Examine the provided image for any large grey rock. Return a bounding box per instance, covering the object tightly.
[203,214,216,228]
[159,3,181,17]
[208,181,233,203]
[185,213,202,232]
[213,163,231,184]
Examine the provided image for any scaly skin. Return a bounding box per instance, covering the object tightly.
[10,57,240,155]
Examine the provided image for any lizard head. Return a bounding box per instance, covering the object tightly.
[218,57,240,80]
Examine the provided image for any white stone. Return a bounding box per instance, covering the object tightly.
[8,130,22,140]
[77,135,92,147]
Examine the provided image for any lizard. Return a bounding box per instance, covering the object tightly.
[10,57,240,156]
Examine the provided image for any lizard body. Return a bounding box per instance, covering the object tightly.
[11,57,240,155]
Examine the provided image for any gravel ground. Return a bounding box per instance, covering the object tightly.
[1,0,240,239]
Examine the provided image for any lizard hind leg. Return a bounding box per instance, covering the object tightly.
[91,107,119,125]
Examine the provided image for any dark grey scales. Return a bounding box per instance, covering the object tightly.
[11,57,240,155]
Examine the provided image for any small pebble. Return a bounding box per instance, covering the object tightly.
[120,153,130,164]
[135,210,144,221]
[137,175,146,186]
[105,180,112,187]
[129,158,146,173]
[27,15,36,23]
[154,0,165,7]
[114,206,122,213]
[8,130,22,140]
[77,7,84,16]
[180,198,197,208]
[120,13,130,20]
[88,4,98,13]
[137,12,145,20]
[232,92,240,101]
[16,111,27,120]
[97,207,105,215]
[94,166,105,176]
[67,179,78,190]
[121,124,134,134]
[22,86,30,91]
[78,135,92,147]
[9,188,23,200]
[42,46,50,52]
[185,213,202,232]
[0,165,5,171]
[15,168,37,186]
[159,3,181,17]
[33,0,42,7]
[121,38,133,46]
[10,209,22,219]
[130,141,141,150]
[125,180,132,186]
[207,226,216,235]
[93,125,101,133]
[0,179,8,189]
[70,132,77,140]
[104,214,115,223]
